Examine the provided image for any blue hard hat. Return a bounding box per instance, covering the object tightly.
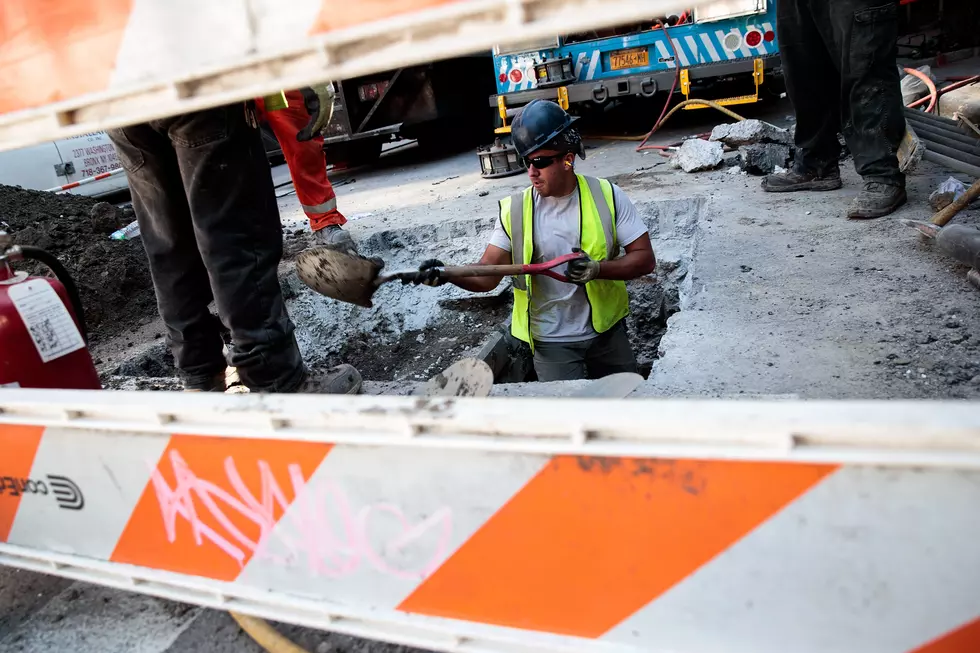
[511,99,584,158]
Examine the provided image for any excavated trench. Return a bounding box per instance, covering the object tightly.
[108,195,703,390]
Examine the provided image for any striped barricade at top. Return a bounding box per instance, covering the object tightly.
[0,0,688,151]
[1,389,979,652]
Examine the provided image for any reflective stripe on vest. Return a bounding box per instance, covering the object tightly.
[498,174,630,345]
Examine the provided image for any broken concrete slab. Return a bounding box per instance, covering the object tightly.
[710,119,794,147]
[939,82,980,123]
[674,138,724,172]
[739,143,793,175]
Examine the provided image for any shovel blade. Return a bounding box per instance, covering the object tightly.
[295,247,382,308]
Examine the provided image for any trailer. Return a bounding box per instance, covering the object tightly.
[320,56,497,165]
[490,0,781,132]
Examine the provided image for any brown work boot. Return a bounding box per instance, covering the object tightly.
[225,365,363,394]
[762,165,842,192]
[298,364,363,395]
[846,181,907,220]
[183,373,226,392]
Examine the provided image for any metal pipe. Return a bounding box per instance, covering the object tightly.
[936,224,980,269]
[911,123,980,150]
[922,150,980,178]
[905,109,964,129]
[919,140,980,169]
[905,114,975,138]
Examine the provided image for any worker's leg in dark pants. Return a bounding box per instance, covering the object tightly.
[110,105,305,392]
[584,321,639,379]
[109,122,227,390]
[533,340,589,381]
[774,0,906,215]
[777,0,843,178]
[834,0,905,188]
[533,322,638,382]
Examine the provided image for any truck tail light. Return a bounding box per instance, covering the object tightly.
[745,30,763,47]
[509,69,523,83]
[764,30,776,42]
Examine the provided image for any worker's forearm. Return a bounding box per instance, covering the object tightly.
[598,251,655,280]
[451,275,503,293]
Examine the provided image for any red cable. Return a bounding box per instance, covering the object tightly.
[906,74,979,111]
[903,67,938,113]
[637,23,679,152]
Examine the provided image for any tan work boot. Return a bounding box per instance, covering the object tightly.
[183,373,226,392]
[312,225,357,253]
[224,365,363,394]
[298,364,363,394]
[762,165,842,192]
[846,181,907,219]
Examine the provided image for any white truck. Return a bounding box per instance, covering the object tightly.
[0,132,127,197]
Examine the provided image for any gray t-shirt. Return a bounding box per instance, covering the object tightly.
[489,183,647,343]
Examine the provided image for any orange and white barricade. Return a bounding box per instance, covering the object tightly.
[1,389,979,652]
[0,0,686,151]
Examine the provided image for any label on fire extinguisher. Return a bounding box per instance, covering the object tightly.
[8,279,86,364]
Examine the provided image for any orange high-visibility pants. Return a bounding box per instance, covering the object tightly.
[255,90,346,231]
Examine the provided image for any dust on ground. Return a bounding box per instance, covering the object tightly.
[0,184,155,345]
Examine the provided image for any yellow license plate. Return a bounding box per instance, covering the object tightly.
[610,48,649,71]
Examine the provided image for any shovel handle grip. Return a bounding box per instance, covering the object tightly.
[440,252,584,282]
[384,252,585,284]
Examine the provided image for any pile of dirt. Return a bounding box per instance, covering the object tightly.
[0,184,156,344]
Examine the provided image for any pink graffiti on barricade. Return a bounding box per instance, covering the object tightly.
[150,450,453,580]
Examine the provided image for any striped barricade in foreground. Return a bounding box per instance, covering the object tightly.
[1,389,979,652]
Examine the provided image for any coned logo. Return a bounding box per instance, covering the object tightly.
[0,475,84,510]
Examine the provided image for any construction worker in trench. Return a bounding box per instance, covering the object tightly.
[255,86,356,252]
[409,100,656,381]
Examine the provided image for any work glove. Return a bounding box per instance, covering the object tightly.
[296,83,336,142]
[408,259,447,287]
[566,248,601,285]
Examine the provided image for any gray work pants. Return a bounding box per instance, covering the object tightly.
[533,321,638,382]
[109,104,306,392]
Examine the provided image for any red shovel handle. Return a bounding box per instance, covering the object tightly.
[389,252,587,284]
[518,251,584,282]
[438,252,585,282]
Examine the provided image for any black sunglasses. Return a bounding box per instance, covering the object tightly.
[523,154,563,169]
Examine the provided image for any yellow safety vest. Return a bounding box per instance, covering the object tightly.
[498,174,630,348]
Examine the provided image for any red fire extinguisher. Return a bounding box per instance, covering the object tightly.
[0,231,101,390]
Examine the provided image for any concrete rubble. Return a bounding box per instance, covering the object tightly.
[938,82,980,122]
[738,142,793,175]
[709,119,793,147]
[707,118,797,175]
[672,138,724,172]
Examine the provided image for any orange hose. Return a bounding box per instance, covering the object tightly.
[907,74,979,110]
[903,67,937,113]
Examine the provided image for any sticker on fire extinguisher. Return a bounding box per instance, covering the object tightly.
[8,280,85,363]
